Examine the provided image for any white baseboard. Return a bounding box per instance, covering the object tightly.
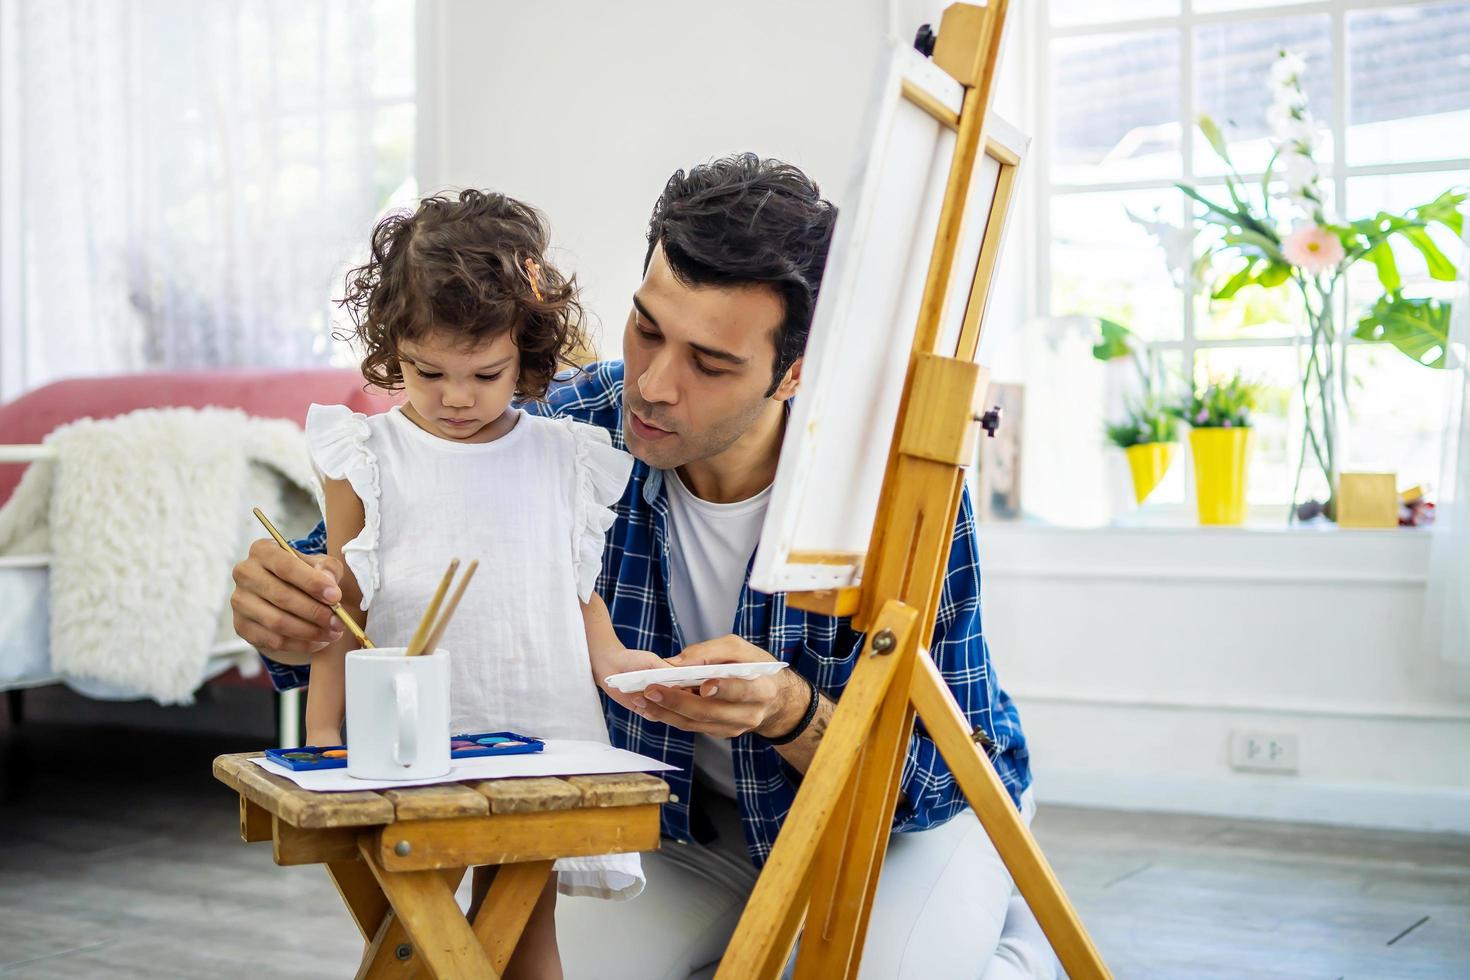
[1032,769,1470,836]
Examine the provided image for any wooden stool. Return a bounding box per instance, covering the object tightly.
[214,752,668,978]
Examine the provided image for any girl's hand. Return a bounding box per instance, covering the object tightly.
[305,728,343,748]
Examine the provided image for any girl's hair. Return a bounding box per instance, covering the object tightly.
[338,189,586,400]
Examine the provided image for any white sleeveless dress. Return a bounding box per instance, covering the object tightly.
[306,403,641,900]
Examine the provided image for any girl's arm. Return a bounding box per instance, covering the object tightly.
[581,592,663,693]
[304,477,367,746]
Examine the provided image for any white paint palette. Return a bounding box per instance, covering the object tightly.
[603,661,789,694]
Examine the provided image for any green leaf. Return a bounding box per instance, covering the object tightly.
[1413,188,1467,237]
[1398,226,1458,281]
[1198,115,1231,165]
[1260,150,1278,217]
[1092,317,1135,361]
[1177,184,1246,226]
[1222,228,1287,262]
[1354,293,1453,369]
[1365,240,1401,293]
[1212,261,1257,300]
[1256,262,1292,287]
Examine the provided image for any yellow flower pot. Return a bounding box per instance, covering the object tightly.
[1190,427,1251,525]
[1124,442,1176,505]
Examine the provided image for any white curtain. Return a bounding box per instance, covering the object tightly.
[1426,225,1470,683]
[3,0,413,397]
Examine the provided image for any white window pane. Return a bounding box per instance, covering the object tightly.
[1348,3,1470,166]
[1193,15,1332,177]
[1049,0,1178,28]
[1343,344,1454,489]
[1051,189,1186,342]
[370,0,417,101]
[373,103,417,207]
[1193,347,1302,506]
[1052,30,1182,185]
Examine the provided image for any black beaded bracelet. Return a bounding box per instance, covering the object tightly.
[762,672,820,746]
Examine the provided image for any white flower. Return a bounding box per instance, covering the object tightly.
[1282,151,1318,189]
[1270,50,1306,88]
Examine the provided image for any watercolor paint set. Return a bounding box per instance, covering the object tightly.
[265,731,545,771]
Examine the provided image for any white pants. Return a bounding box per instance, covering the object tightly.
[555,786,1053,980]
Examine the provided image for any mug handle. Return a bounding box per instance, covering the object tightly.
[393,673,418,768]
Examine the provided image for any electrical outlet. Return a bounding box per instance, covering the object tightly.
[1229,731,1299,774]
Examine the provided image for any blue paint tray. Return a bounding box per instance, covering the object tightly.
[265,730,545,771]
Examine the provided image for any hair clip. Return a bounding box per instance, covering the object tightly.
[524,257,544,302]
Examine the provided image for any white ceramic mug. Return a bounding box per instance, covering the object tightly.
[345,648,451,780]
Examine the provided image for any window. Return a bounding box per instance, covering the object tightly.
[1026,0,1468,523]
[0,1,417,399]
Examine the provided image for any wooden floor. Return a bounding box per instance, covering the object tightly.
[1,723,1467,978]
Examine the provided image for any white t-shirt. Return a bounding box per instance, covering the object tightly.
[664,468,772,800]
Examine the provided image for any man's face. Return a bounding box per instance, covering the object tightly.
[621,242,798,470]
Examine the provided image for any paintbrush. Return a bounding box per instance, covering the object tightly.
[417,560,478,657]
[251,507,374,649]
[404,559,460,657]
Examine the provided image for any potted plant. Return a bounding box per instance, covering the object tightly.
[1172,51,1464,522]
[1172,373,1260,525]
[1094,318,1179,505]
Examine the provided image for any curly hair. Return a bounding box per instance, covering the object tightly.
[644,154,837,393]
[338,189,586,400]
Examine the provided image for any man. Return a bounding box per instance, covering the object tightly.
[232,154,1049,978]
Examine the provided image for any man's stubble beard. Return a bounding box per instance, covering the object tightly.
[622,389,771,471]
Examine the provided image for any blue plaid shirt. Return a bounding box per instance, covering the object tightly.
[264,360,1029,866]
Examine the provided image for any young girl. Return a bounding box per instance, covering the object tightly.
[304,189,660,978]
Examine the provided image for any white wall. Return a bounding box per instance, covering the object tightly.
[982,526,1470,833]
[415,0,1030,356]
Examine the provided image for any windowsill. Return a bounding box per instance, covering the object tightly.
[981,515,1431,536]
[975,514,1431,586]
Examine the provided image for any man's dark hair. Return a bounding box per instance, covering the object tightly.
[644,154,837,393]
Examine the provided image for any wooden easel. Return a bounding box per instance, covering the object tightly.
[716,4,1111,978]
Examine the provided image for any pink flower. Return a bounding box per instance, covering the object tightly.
[1282,225,1344,275]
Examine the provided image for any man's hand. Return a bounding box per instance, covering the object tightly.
[615,635,806,739]
[230,538,346,661]
[590,646,667,695]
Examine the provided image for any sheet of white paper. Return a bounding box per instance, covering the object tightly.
[250,739,678,792]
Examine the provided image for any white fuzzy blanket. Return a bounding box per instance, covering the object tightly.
[0,407,323,704]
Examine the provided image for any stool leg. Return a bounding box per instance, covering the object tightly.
[470,860,555,974]
[359,840,493,979]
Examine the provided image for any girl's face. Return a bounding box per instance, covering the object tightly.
[396,329,521,443]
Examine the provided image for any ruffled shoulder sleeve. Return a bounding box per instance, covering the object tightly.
[305,403,383,609]
[563,418,634,602]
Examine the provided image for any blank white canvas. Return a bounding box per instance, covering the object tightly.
[751,44,1028,596]
[751,42,962,594]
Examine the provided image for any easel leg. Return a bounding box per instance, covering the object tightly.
[715,601,919,980]
[910,653,1108,979]
[795,655,917,980]
[470,860,555,975]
